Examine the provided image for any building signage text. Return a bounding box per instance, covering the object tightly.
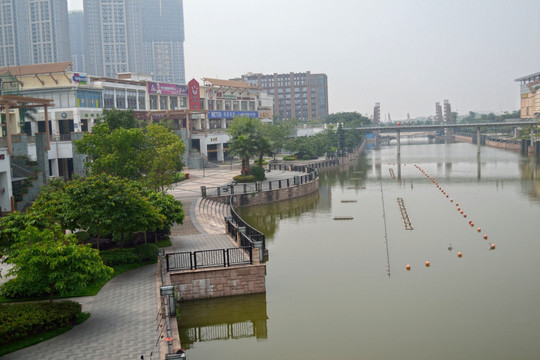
[208,111,258,119]
[72,73,87,84]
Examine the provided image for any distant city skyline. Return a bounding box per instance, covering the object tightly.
[68,0,540,119]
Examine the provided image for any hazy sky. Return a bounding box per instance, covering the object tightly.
[68,0,540,119]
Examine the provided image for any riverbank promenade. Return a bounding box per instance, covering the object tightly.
[2,163,296,360]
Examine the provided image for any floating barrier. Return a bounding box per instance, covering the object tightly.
[333,216,354,220]
[341,200,358,203]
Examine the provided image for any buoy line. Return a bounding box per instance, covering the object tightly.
[380,180,391,278]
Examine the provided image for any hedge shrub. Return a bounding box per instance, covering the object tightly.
[233,174,256,183]
[249,166,266,181]
[134,243,158,262]
[283,156,297,161]
[0,278,48,299]
[0,301,81,345]
[100,248,140,266]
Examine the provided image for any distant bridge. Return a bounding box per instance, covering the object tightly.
[351,120,540,180]
[346,121,539,133]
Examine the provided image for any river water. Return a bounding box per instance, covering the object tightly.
[179,141,540,360]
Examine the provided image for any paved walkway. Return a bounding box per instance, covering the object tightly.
[3,264,159,360]
[3,163,297,359]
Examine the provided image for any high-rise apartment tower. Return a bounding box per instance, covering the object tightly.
[84,0,145,78]
[141,0,185,84]
[0,0,70,67]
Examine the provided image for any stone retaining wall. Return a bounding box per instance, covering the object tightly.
[233,178,319,207]
[170,263,266,301]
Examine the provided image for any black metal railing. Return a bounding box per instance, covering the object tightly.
[229,203,265,249]
[166,247,252,272]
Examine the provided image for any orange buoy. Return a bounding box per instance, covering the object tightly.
[406,264,411,271]
[425,261,430,267]
[460,210,463,214]
[483,234,488,240]
[477,227,481,232]
[446,195,449,198]
[470,222,474,226]
[463,214,467,218]
[490,243,496,250]
[458,252,462,257]
[456,202,459,206]
[457,207,461,211]
[450,199,453,202]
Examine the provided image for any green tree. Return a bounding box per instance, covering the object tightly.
[262,120,296,159]
[325,112,371,128]
[5,226,112,303]
[146,190,184,242]
[142,124,185,191]
[60,175,162,250]
[76,116,185,188]
[97,108,139,130]
[75,123,146,179]
[0,212,43,258]
[26,178,68,228]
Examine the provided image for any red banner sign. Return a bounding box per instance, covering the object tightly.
[188,79,200,110]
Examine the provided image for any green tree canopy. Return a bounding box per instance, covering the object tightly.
[97,108,139,130]
[60,175,164,249]
[325,112,371,128]
[5,226,112,302]
[76,113,185,190]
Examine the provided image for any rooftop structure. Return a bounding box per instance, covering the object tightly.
[515,71,540,119]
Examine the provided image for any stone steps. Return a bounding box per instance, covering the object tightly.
[195,198,231,234]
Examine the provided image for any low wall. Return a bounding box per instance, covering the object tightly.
[170,263,266,301]
[454,134,473,143]
[455,134,523,152]
[234,178,318,207]
[485,138,521,151]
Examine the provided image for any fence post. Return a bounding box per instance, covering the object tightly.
[253,240,264,264]
[224,249,229,267]
[217,187,221,196]
[201,186,207,197]
[238,226,246,245]
[243,184,247,193]
[269,181,272,191]
[224,216,233,234]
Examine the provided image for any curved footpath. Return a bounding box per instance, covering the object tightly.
[3,163,296,360]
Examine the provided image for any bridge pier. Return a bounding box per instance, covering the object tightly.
[397,130,401,181]
[477,127,481,156]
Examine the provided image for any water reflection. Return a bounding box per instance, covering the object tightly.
[237,191,320,238]
[519,157,540,201]
[178,293,268,349]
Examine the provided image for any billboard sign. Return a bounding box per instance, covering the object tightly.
[147,82,188,96]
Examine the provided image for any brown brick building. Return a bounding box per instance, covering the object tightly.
[239,71,328,121]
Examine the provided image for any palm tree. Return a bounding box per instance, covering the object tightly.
[256,136,273,167]
[228,134,257,175]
